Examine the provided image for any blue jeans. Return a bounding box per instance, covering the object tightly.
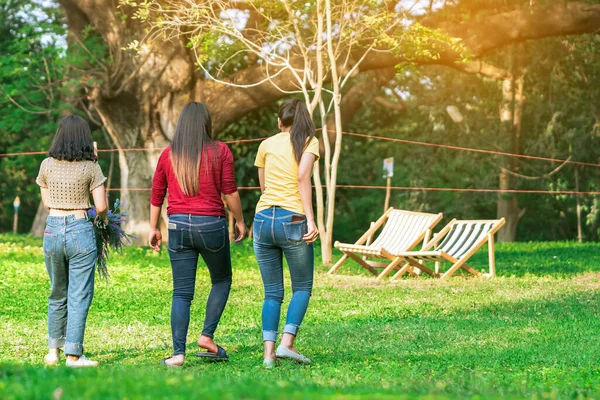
[43,214,96,356]
[168,214,232,355]
[253,207,314,342]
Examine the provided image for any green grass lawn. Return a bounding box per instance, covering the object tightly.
[1,234,600,399]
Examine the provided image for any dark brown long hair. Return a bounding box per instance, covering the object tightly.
[170,102,217,196]
[278,99,315,163]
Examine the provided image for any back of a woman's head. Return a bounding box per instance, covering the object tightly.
[171,102,217,196]
[48,115,97,162]
[278,99,315,163]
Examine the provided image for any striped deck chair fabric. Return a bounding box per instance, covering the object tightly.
[328,208,443,278]
[392,218,506,280]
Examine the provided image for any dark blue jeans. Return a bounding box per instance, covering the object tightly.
[253,207,314,342]
[168,214,232,355]
[43,214,96,356]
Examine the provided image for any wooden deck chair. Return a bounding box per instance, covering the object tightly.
[328,208,443,279]
[391,218,506,280]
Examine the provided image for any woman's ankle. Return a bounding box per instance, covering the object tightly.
[280,333,295,349]
[197,335,217,353]
[264,340,276,359]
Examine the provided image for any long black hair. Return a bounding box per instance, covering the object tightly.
[170,102,218,196]
[48,115,97,162]
[278,99,315,163]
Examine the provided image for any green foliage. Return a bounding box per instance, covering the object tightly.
[0,1,112,234]
[332,31,600,243]
[0,0,66,232]
[2,235,600,398]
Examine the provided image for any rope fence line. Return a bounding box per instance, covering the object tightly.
[105,185,600,196]
[3,129,599,196]
[337,131,600,169]
[1,130,598,170]
[0,138,268,157]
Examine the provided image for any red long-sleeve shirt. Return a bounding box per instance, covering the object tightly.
[151,143,237,216]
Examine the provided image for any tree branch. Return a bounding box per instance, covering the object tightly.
[422,2,600,57]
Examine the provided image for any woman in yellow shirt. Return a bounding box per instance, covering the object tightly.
[253,99,320,368]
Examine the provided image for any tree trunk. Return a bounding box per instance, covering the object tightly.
[94,91,175,242]
[575,167,583,242]
[116,149,154,243]
[30,202,49,237]
[497,169,523,242]
[496,63,525,242]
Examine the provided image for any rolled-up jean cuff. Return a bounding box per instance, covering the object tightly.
[48,336,65,349]
[283,324,299,336]
[64,342,84,356]
[263,330,278,342]
[200,332,214,339]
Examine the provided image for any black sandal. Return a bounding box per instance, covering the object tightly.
[196,345,228,361]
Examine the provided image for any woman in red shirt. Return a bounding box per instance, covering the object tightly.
[149,102,245,367]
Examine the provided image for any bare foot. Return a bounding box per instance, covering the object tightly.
[197,335,218,354]
[162,354,184,367]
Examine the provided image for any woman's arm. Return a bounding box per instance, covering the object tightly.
[220,144,245,242]
[40,188,50,211]
[91,185,108,222]
[258,167,265,194]
[298,153,319,244]
[149,151,168,251]
[148,204,162,251]
[224,192,246,242]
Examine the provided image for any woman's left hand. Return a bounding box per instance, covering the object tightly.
[303,219,319,244]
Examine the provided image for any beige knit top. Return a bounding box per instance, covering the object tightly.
[36,158,106,210]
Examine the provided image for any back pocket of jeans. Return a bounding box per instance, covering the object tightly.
[200,227,226,252]
[283,220,307,244]
[168,224,184,252]
[43,232,57,257]
[72,226,95,255]
[253,219,264,243]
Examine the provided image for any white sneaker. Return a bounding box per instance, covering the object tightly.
[66,355,99,368]
[263,357,279,369]
[43,352,60,366]
[275,345,311,365]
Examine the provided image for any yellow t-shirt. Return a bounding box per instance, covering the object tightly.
[254,132,320,215]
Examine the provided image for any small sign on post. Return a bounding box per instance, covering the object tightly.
[13,196,20,234]
[382,158,394,211]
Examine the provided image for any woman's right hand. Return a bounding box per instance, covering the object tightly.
[235,220,246,243]
[149,228,162,252]
[303,219,319,244]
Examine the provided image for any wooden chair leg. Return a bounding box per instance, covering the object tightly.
[363,222,375,262]
[328,253,349,275]
[414,229,432,276]
[405,258,437,277]
[440,258,469,279]
[345,252,379,275]
[376,257,404,281]
[460,263,481,276]
[488,233,496,277]
[390,262,412,281]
